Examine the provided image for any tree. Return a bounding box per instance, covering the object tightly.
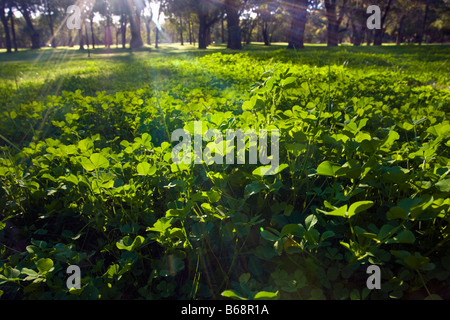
[144,0,153,45]
[15,0,41,49]
[425,0,450,43]
[254,0,275,45]
[119,2,127,47]
[346,0,367,46]
[224,0,242,49]
[240,11,257,44]
[42,0,56,47]
[152,0,164,48]
[165,0,191,45]
[188,12,195,44]
[286,0,308,49]
[386,0,446,44]
[8,2,17,51]
[108,0,128,48]
[191,0,223,49]
[89,10,95,48]
[373,0,393,45]
[128,0,145,48]
[323,0,347,46]
[73,0,92,50]
[39,0,78,48]
[418,0,430,44]
[0,0,12,53]
[94,0,114,48]
[388,0,413,45]
[109,0,145,49]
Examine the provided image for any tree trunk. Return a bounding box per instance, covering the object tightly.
[324,0,338,46]
[121,13,127,48]
[244,19,256,44]
[326,0,347,47]
[206,25,212,46]
[90,16,95,49]
[20,6,40,49]
[350,6,365,46]
[179,16,184,45]
[106,15,112,48]
[79,28,84,50]
[286,0,308,49]
[262,22,270,45]
[418,0,430,45]
[146,17,152,45]
[225,0,242,50]
[328,18,339,46]
[373,28,383,45]
[105,26,112,48]
[85,21,90,50]
[129,9,143,49]
[221,13,225,43]
[396,15,405,45]
[86,23,91,57]
[351,20,360,45]
[155,5,162,49]
[44,0,56,48]
[373,0,393,46]
[0,5,12,53]
[68,29,73,47]
[188,18,192,45]
[105,14,112,49]
[195,2,221,49]
[198,13,208,49]
[9,6,17,52]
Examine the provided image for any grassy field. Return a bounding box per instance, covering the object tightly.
[0,43,449,300]
[0,43,448,107]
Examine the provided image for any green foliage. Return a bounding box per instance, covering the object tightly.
[0,47,449,300]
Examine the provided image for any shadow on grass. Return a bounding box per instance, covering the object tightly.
[0,45,250,113]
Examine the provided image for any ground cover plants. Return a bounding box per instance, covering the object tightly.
[0,43,449,300]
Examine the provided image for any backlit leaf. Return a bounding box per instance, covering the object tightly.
[316,161,341,177]
[254,290,280,300]
[252,163,288,176]
[221,290,247,300]
[137,162,156,176]
[385,230,415,244]
[347,201,374,218]
[323,204,348,218]
[36,258,54,274]
[90,153,109,169]
[116,235,145,251]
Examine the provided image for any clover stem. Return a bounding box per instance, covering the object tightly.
[416,269,432,297]
[347,217,357,244]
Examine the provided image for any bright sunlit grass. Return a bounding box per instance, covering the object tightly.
[0,42,448,110]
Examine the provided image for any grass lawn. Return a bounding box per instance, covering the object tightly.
[0,43,448,106]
